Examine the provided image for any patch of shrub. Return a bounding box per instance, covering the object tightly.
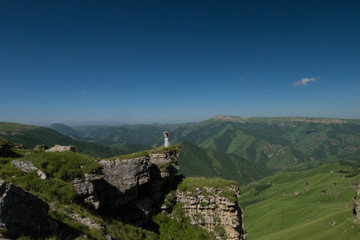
[177,177,238,193]
[214,225,226,238]
[0,137,8,145]
[152,212,216,240]
[158,162,171,172]
[255,183,272,192]
[345,169,360,178]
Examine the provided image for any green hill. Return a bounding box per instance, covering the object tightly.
[239,160,360,239]
[178,141,271,185]
[170,117,360,171]
[50,123,83,140]
[0,122,125,158]
[47,116,360,184]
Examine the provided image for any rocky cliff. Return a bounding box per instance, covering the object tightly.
[72,147,180,219]
[354,184,360,223]
[162,178,247,240]
[72,147,246,239]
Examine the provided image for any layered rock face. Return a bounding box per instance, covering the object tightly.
[354,184,360,223]
[0,180,57,239]
[72,149,180,211]
[163,186,247,240]
[71,147,246,238]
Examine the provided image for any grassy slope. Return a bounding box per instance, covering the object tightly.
[178,141,270,185]
[173,121,308,171]
[50,123,83,139]
[173,118,360,170]
[240,161,360,240]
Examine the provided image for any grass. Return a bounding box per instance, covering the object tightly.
[14,149,101,181]
[152,211,216,240]
[112,145,180,161]
[178,177,238,192]
[240,161,360,239]
[0,137,8,145]
[0,148,102,205]
[177,177,239,202]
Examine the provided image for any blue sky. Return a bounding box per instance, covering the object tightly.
[1,0,359,124]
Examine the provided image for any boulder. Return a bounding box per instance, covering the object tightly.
[11,160,38,172]
[37,170,48,180]
[72,151,179,212]
[45,145,75,152]
[0,180,57,238]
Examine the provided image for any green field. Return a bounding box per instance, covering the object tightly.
[240,161,360,239]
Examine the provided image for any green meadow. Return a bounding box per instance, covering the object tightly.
[240,161,360,239]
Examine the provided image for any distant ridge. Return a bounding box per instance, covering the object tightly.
[211,115,348,124]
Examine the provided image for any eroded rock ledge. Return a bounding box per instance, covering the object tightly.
[354,184,360,223]
[162,181,247,240]
[71,147,180,212]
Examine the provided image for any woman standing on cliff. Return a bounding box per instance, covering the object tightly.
[163,131,170,147]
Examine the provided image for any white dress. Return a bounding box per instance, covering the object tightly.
[164,137,170,147]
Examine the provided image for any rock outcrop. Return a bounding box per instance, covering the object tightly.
[46,144,75,152]
[163,186,247,240]
[72,148,180,212]
[0,180,57,239]
[11,160,47,179]
[71,146,246,238]
[11,160,38,172]
[71,173,105,210]
[354,184,360,223]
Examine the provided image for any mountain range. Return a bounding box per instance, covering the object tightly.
[2,115,360,185]
[1,115,360,239]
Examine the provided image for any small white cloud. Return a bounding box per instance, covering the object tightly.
[294,77,317,86]
[240,75,247,82]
